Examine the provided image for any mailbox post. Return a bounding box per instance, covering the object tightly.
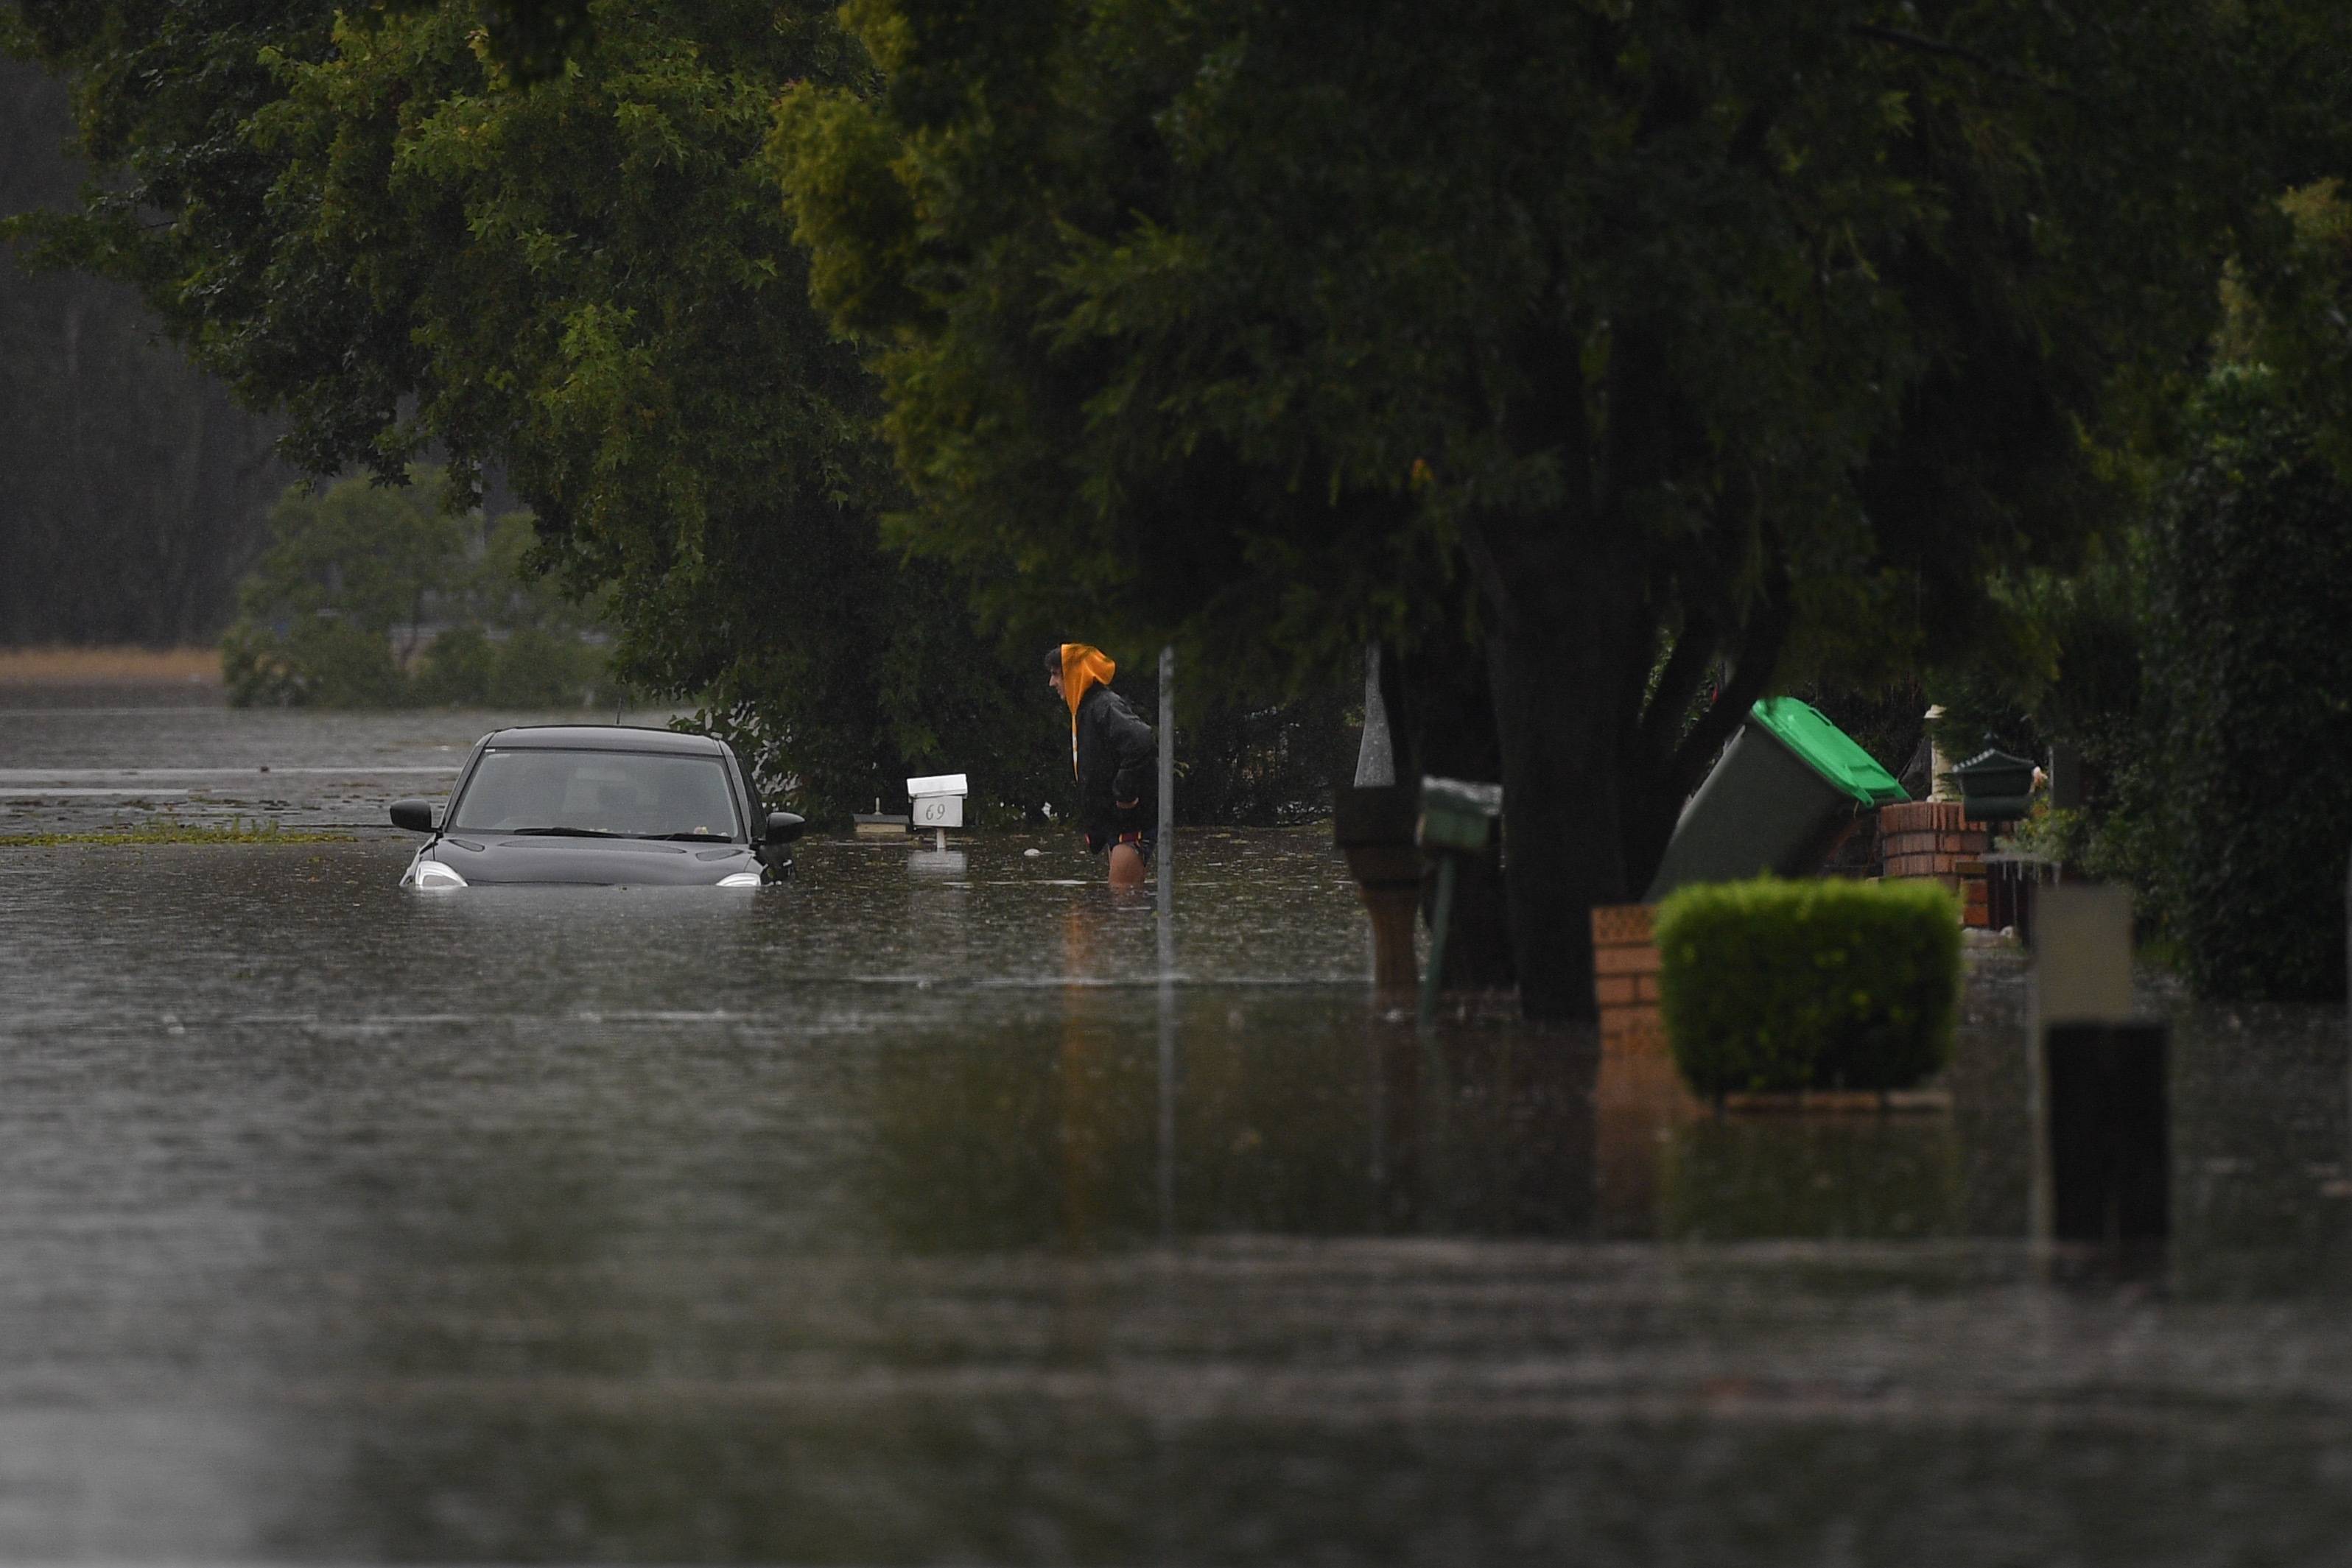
[907,773,968,853]
[1335,786,1419,988]
[1417,776,1503,1029]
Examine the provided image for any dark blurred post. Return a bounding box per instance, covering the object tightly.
[1158,644,1174,923]
[1156,645,1177,1240]
[2031,884,2168,1246]
[2044,1022,2169,1242]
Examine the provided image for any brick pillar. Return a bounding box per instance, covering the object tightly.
[1590,904,1663,1043]
[1878,801,1994,925]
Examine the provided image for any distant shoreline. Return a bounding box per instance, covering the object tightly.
[0,646,222,686]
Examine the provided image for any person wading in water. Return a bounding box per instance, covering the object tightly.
[1048,643,1156,888]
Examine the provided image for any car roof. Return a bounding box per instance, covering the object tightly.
[477,725,728,756]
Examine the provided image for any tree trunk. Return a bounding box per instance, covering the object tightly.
[1477,522,1648,1022]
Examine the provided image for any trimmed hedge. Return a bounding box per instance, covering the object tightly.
[1656,878,1962,1098]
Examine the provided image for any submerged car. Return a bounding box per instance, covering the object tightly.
[390,725,804,888]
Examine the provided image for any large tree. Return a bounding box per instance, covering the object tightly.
[776,0,2348,1014]
[4,0,1063,817]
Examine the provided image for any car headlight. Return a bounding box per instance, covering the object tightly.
[411,858,468,890]
[717,871,762,887]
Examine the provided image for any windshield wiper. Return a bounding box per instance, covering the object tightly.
[505,826,631,838]
[653,832,737,843]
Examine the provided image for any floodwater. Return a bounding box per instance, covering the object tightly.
[4,699,2352,1563]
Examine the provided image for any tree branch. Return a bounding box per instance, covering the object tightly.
[1458,517,1522,640]
[1635,617,1717,769]
[1848,22,2080,97]
[1660,581,1791,805]
[1849,23,2002,72]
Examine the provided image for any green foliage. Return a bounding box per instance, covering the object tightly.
[1656,878,1962,1099]
[6,0,1045,821]
[379,0,597,84]
[231,468,466,638]
[411,624,495,706]
[2222,182,2352,476]
[774,0,2351,1013]
[1953,178,2352,971]
[1173,691,1357,829]
[1912,516,2161,822]
[1976,363,2352,994]
[2141,368,2352,1001]
[221,469,615,709]
[221,469,460,706]
[1114,664,1357,828]
[20,0,2352,881]
[223,616,407,708]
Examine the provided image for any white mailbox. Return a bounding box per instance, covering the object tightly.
[907,773,968,830]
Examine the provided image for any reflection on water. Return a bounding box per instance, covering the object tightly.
[3,706,2352,1558]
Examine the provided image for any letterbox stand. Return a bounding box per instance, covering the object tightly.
[907,772,969,854]
[1335,785,1419,989]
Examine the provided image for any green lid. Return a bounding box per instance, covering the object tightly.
[1747,697,1909,807]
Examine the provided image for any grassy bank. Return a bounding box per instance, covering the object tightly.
[0,818,346,847]
[0,645,222,686]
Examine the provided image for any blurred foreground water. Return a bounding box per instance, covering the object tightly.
[3,699,2352,1562]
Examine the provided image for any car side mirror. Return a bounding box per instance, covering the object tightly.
[765,811,805,846]
[390,798,436,833]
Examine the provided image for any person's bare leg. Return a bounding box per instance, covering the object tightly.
[1108,842,1146,889]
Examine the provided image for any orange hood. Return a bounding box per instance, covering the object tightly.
[1060,643,1117,776]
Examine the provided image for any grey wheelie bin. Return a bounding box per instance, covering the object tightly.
[1644,697,1909,901]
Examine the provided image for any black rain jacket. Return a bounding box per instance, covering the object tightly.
[1075,683,1156,850]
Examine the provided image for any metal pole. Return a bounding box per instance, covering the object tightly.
[1157,975,1176,1243]
[1157,644,1178,1238]
[1418,853,1457,1030]
[1355,641,1394,787]
[1158,644,1174,914]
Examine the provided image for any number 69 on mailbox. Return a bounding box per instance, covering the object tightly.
[907,773,968,829]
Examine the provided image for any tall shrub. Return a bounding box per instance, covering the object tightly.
[2146,370,2352,1000]
[222,471,616,709]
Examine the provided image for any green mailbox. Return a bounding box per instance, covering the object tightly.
[1419,777,1502,854]
[1415,776,1503,1027]
[1951,747,2036,823]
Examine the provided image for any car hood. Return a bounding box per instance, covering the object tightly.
[429,835,760,886]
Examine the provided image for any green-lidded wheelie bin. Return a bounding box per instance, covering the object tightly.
[1643,697,1909,901]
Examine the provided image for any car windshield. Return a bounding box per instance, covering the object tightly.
[449,748,743,840]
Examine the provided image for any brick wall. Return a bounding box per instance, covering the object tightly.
[1878,801,1995,928]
